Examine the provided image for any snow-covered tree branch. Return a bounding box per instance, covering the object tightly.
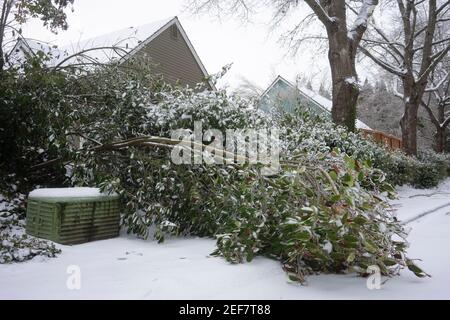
[421,56,450,152]
[0,0,74,71]
[359,0,450,155]
[189,0,379,132]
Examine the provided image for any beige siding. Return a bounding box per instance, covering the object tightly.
[134,25,211,90]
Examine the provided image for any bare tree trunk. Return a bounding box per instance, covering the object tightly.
[328,39,359,131]
[435,128,446,153]
[400,100,419,155]
[0,42,5,71]
[358,0,450,156]
[303,0,377,132]
[192,0,379,132]
[325,0,359,132]
[445,128,449,152]
[0,0,13,73]
[401,77,427,155]
[421,96,450,153]
[435,102,448,153]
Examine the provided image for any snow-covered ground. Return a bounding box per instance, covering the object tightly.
[1,179,450,300]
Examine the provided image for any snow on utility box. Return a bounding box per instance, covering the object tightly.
[26,188,120,245]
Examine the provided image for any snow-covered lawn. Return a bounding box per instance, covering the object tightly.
[1,180,450,300]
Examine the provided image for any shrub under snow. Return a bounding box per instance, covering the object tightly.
[62,72,430,282]
[278,111,449,189]
[0,62,440,281]
[0,191,61,264]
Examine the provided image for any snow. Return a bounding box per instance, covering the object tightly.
[1,179,450,299]
[29,187,117,199]
[390,179,450,223]
[425,71,449,93]
[351,0,377,34]
[322,241,333,254]
[345,77,357,85]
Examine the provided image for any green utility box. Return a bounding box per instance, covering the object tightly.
[26,188,120,245]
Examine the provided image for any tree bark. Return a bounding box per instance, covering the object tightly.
[358,0,450,155]
[0,54,4,71]
[401,76,427,156]
[435,101,448,153]
[0,0,13,73]
[420,96,450,153]
[400,0,439,156]
[435,128,446,153]
[326,0,359,132]
[303,0,378,132]
[328,39,359,131]
[400,99,419,155]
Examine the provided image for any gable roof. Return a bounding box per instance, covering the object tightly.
[260,75,296,101]
[261,75,371,130]
[9,17,216,90]
[6,37,55,63]
[58,17,176,65]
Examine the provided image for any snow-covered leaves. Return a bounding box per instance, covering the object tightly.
[212,148,422,283]
[0,193,61,264]
[64,76,429,282]
[1,58,436,281]
[278,111,449,189]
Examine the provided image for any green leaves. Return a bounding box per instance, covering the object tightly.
[329,170,338,181]
[406,260,430,278]
[342,173,354,187]
[246,251,254,263]
[383,258,398,266]
[0,193,61,264]
[17,59,427,285]
[353,215,368,226]
[346,252,356,263]
[93,136,427,284]
[294,230,312,241]
[301,207,315,214]
[14,0,75,32]
[343,155,356,171]
[362,240,378,254]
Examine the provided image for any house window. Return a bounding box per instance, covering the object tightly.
[170,25,179,40]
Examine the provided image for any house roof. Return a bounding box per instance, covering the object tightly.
[9,17,215,90]
[261,75,372,130]
[57,17,176,65]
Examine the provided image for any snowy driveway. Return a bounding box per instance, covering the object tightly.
[1,180,450,299]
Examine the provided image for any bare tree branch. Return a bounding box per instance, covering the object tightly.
[303,0,334,27]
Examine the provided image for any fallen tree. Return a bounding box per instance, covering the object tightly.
[1,59,434,282]
[41,129,429,283]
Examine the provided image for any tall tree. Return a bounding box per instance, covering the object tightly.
[358,0,450,155]
[420,57,450,153]
[189,0,379,132]
[0,0,74,71]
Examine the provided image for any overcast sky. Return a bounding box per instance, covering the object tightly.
[22,0,376,92]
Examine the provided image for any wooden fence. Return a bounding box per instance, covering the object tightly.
[360,129,402,151]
